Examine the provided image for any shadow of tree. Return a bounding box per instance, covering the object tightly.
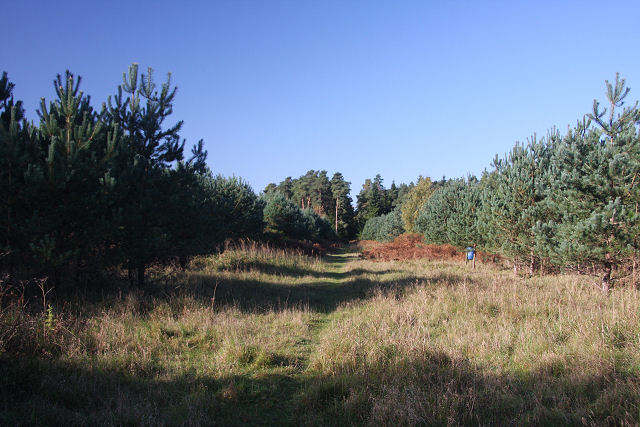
[202,260,401,281]
[179,268,481,314]
[2,348,637,426]
[0,355,303,426]
[299,350,640,426]
[178,273,426,314]
[33,256,480,321]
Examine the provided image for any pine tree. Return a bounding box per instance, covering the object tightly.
[292,170,315,209]
[311,170,333,216]
[330,172,354,238]
[279,176,294,199]
[361,209,404,242]
[264,182,278,194]
[105,63,184,286]
[546,74,640,291]
[415,181,454,245]
[445,178,484,249]
[262,192,309,240]
[479,134,555,274]
[30,71,116,284]
[392,182,413,209]
[207,175,264,240]
[0,72,34,281]
[415,178,483,251]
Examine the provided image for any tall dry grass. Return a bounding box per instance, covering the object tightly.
[0,243,323,425]
[303,260,640,425]
[1,246,639,425]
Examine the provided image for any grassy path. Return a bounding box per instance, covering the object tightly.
[246,248,361,425]
[299,250,361,356]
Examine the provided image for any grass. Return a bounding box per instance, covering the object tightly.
[1,244,640,425]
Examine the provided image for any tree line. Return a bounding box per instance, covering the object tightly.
[264,171,426,241]
[5,66,637,292]
[0,65,340,289]
[360,74,640,292]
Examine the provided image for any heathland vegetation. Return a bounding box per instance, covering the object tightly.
[2,243,639,425]
[364,73,640,293]
[2,66,640,424]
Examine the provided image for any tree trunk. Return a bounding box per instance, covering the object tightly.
[128,265,134,287]
[6,163,13,284]
[601,250,613,293]
[74,251,82,288]
[137,263,145,287]
[529,250,535,276]
[513,258,518,275]
[335,198,339,233]
[602,261,612,293]
[472,244,476,270]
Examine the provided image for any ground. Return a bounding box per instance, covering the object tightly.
[1,243,639,425]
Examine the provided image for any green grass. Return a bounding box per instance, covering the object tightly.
[2,244,640,425]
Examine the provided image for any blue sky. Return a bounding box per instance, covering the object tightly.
[5,1,640,199]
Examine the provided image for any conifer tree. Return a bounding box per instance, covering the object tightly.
[31,71,115,283]
[545,74,640,291]
[330,172,354,238]
[311,170,333,216]
[445,178,484,249]
[279,176,294,199]
[262,192,309,240]
[0,72,34,281]
[264,182,278,194]
[292,170,315,209]
[361,209,404,242]
[106,63,184,286]
[415,178,483,250]
[479,135,555,274]
[392,182,413,209]
[206,175,264,240]
[355,175,393,234]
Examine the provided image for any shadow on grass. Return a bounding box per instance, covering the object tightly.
[175,275,422,314]
[38,251,481,319]
[3,348,638,426]
[178,270,475,314]
[202,260,400,281]
[178,266,483,314]
[51,269,480,318]
[298,350,640,426]
[0,355,303,426]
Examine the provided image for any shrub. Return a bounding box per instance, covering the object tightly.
[360,209,404,242]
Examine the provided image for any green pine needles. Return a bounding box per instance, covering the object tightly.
[412,74,640,291]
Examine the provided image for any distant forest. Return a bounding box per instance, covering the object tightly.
[2,66,639,292]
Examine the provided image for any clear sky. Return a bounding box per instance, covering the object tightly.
[5,0,640,199]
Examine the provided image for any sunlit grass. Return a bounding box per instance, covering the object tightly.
[304,260,640,425]
[1,244,639,425]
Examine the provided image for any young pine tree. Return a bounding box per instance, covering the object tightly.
[0,72,35,281]
[479,135,555,274]
[105,63,185,286]
[31,71,116,284]
[546,74,640,291]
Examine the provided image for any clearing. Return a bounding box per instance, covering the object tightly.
[2,243,640,425]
